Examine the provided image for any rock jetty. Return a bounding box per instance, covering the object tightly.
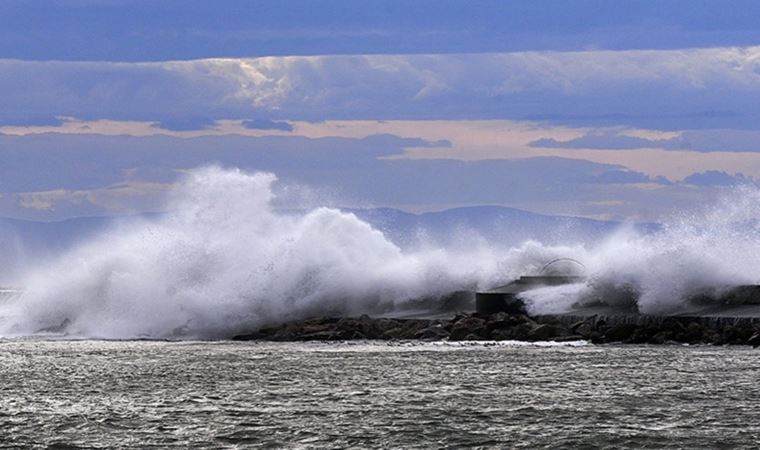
[232,312,760,346]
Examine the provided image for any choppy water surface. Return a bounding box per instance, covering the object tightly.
[1,340,759,449]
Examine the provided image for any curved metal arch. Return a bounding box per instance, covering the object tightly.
[539,258,586,275]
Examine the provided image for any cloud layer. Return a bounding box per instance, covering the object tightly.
[5,47,760,129]
[0,131,745,222]
[5,44,760,221]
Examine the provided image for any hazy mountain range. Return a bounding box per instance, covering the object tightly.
[349,206,656,248]
[0,205,654,256]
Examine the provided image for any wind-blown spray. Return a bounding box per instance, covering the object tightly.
[2,167,759,339]
[0,167,570,338]
[520,186,760,315]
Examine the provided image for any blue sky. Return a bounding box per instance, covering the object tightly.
[4,1,760,60]
[3,1,760,221]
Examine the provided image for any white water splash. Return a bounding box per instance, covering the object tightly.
[0,167,579,338]
[521,186,760,315]
[2,167,760,339]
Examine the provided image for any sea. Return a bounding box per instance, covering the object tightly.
[1,339,758,449]
[1,169,759,447]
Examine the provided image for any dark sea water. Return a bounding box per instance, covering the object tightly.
[1,340,759,449]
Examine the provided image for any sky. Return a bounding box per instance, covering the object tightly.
[3,0,760,221]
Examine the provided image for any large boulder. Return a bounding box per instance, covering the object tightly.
[381,327,406,340]
[648,331,674,345]
[528,323,564,341]
[449,316,486,341]
[415,325,450,341]
[570,318,596,338]
[509,323,535,341]
[629,326,657,344]
[485,312,531,331]
[603,323,639,343]
[721,324,754,344]
[402,320,432,337]
[488,328,513,340]
[678,322,707,344]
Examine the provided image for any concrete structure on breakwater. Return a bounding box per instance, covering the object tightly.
[471,275,760,346]
[475,279,760,319]
[476,255,760,312]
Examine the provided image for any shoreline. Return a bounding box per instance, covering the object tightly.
[232,312,760,346]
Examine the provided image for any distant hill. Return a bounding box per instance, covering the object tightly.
[0,216,114,253]
[0,206,656,280]
[349,206,656,248]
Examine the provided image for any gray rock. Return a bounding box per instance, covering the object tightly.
[415,326,450,341]
[528,324,564,341]
[573,322,594,338]
[488,329,513,341]
[449,316,486,341]
[603,324,638,342]
[381,327,406,340]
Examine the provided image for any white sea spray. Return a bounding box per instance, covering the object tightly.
[2,167,759,338]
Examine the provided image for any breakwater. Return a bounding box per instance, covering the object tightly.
[232,311,760,346]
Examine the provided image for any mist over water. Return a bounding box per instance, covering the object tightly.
[1,167,759,339]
